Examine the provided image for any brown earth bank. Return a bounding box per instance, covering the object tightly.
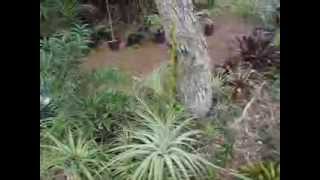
[81,13,255,77]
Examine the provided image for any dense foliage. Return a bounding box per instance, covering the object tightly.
[40,0,280,179]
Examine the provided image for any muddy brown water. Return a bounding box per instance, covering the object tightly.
[81,14,254,77]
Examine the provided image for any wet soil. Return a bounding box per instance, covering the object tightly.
[81,14,254,77]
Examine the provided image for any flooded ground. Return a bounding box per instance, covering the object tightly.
[81,14,254,77]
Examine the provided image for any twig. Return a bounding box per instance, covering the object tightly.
[233,81,266,125]
[105,0,115,41]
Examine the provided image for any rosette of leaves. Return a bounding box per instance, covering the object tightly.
[227,66,262,103]
[41,130,111,180]
[108,98,214,180]
[239,161,280,180]
[236,28,280,72]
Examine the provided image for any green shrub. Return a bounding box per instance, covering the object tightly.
[40,0,79,21]
[213,0,279,27]
[144,14,163,32]
[230,0,260,21]
[108,98,213,180]
[40,0,60,22]
[208,0,216,9]
[57,0,79,21]
[76,90,135,138]
[84,68,133,95]
[40,0,82,36]
[40,24,91,115]
[138,63,177,102]
[256,0,279,28]
[270,74,280,101]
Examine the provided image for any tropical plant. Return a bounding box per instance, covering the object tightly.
[40,24,91,115]
[226,67,256,102]
[85,68,132,94]
[57,0,79,21]
[236,27,280,72]
[230,0,260,20]
[144,14,163,32]
[145,14,161,27]
[40,0,60,21]
[210,69,231,99]
[229,0,279,27]
[273,29,280,47]
[239,161,280,180]
[108,98,213,180]
[41,129,111,180]
[139,63,176,101]
[75,89,134,139]
[256,0,280,27]
[207,0,215,9]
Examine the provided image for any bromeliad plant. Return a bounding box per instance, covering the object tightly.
[41,129,111,180]
[236,27,280,72]
[238,161,280,180]
[108,98,214,180]
[227,67,256,102]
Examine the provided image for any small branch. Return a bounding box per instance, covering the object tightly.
[105,0,115,40]
[234,81,266,125]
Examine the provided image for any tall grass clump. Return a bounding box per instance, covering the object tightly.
[108,98,213,180]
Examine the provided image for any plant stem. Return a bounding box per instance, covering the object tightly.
[105,0,115,41]
[170,23,178,97]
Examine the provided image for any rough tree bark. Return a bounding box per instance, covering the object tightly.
[154,0,213,117]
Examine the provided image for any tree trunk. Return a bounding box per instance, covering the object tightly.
[154,0,213,117]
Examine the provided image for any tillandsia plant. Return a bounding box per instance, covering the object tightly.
[238,161,280,180]
[108,98,215,180]
[41,129,111,180]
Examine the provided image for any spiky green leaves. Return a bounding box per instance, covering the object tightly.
[239,161,280,180]
[109,99,211,180]
[41,130,110,180]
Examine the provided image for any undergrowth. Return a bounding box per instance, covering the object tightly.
[209,0,279,28]
[41,1,280,179]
